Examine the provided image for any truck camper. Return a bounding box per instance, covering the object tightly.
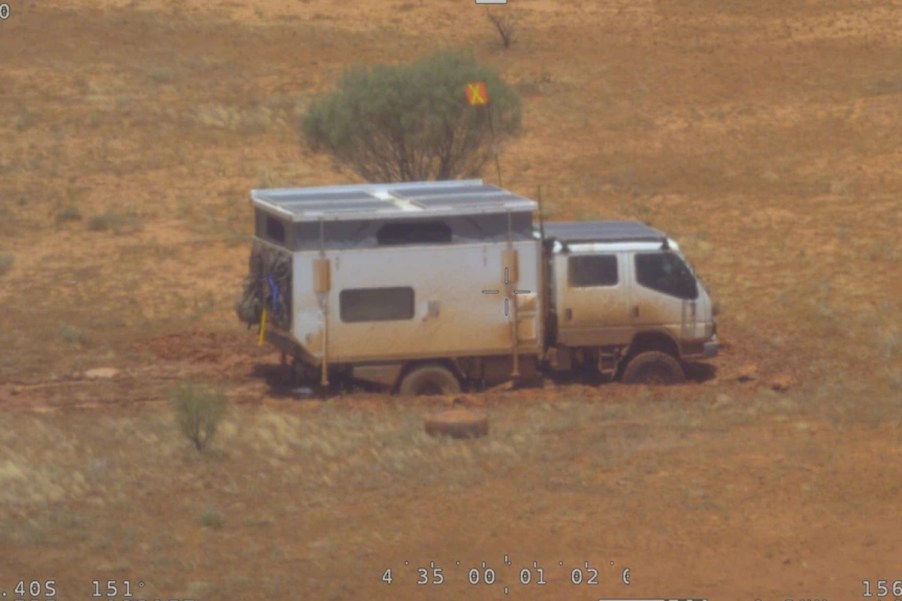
[236,180,718,394]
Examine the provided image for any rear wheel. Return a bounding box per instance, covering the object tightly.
[398,364,461,396]
[621,351,685,385]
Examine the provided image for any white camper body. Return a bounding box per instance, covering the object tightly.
[290,239,542,364]
[244,180,545,388]
[238,180,719,392]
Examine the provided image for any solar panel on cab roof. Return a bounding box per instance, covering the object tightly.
[544,220,666,243]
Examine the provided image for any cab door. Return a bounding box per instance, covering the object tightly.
[627,250,700,341]
[554,251,633,346]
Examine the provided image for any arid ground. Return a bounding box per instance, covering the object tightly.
[0,1,900,599]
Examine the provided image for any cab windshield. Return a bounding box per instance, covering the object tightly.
[635,251,699,300]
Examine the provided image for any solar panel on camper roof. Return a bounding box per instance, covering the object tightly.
[310,191,381,202]
[390,184,498,199]
[410,192,526,209]
[258,189,377,203]
[544,221,666,243]
[281,198,397,214]
[253,181,537,220]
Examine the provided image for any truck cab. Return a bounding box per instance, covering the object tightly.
[544,221,718,384]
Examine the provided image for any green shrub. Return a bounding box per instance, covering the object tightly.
[169,381,228,452]
[56,205,83,223]
[58,324,86,345]
[301,49,521,181]
[200,505,224,529]
[0,253,12,276]
[88,210,143,234]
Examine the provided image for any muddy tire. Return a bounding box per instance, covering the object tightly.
[621,351,685,385]
[398,364,461,396]
[425,409,489,439]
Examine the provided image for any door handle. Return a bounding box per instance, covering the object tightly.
[565,308,572,321]
[632,305,640,318]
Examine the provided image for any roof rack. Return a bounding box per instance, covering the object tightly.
[543,221,668,245]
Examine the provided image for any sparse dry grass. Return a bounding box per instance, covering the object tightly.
[189,101,298,135]
[0,398,716,511]
[0,398,683,511]
[87,209,144,234]
[0,252,13,276]
[0,390,898,598]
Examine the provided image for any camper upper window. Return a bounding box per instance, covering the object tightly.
[376,221,452,246]
[265,216,286,243]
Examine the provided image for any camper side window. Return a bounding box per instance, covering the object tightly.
[339,287,415,323]
[568,255,618,287]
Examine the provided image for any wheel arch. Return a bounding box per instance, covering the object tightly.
[625,330,680,358]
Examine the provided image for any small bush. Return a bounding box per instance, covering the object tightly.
[170,381,228,452]
[88,210,143,234]
[58,324,87,345]
[14,108,32,132]
[867,75,902,95]
[56,205,83,223]
[0,253,12,276]
[87,213,112,231]
[200,505,224,529]
[486,9,518,49]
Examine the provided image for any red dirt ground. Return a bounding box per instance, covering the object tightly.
[0,1,899,600]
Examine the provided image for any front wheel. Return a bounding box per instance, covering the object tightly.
[620,351,685,385]
[398,364,462,396]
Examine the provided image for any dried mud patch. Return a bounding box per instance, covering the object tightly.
[139,329,259,364]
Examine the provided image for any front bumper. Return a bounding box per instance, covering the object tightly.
[703,335,720,358]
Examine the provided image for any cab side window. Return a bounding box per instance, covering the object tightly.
[635,252,698,299]
[568,255,618,287]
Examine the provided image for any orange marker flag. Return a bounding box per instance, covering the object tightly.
[465,81,489,106]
